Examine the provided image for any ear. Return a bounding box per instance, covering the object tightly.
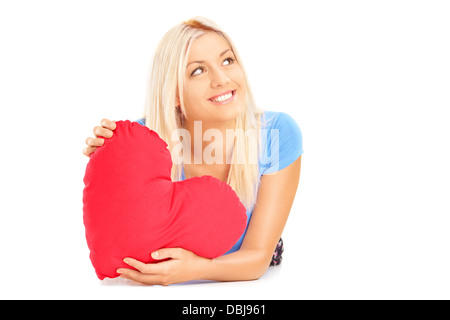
[175,104,187,126]
[175,91,186,119]
[175,96,183,115]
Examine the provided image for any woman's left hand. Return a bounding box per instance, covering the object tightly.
[116,248,209,286]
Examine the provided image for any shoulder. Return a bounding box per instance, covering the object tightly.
[261,111,301,132]
[260,110,303,147]
[259,110,303,175]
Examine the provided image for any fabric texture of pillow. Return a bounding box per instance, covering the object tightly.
[83,120,247,280]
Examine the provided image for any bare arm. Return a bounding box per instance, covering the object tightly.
[118,156,302,285]
[202,155,302,281]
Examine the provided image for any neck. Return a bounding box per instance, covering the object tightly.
[184,118,236,165]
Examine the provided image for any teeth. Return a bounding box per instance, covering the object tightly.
[211,92,233,102]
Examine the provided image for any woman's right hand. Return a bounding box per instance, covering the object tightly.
[82,119,116,157]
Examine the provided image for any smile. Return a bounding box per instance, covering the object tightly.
[208,90,236,105]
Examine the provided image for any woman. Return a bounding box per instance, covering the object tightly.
[83,17,303,285]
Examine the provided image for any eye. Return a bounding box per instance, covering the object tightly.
[191,66,205,77]
[223,57,235,66]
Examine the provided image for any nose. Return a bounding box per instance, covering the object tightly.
[210,67,230,88]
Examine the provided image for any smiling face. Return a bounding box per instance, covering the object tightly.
[182,32,246,126]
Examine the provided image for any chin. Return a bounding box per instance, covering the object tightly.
[212,103,243,123]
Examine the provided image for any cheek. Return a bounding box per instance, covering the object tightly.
[232,70,247,100]
[230,68,246,92]
[182,85,208,116]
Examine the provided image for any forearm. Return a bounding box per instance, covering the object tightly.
[198,248,272,282]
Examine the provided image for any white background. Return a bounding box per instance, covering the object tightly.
[1,0,449,299]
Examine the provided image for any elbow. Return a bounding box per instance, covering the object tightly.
[257,261,272,280]
[247,251,273,280]
[250,264,270,281]
[249,269,267,281]
[207,248,274,282]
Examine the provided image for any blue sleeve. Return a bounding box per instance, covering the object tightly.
[260,112,303,175]
[135,118,146,126]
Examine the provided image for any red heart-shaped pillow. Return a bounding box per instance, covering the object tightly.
[83,120,247,280]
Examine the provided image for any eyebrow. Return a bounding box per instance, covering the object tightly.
[187,49,231,67]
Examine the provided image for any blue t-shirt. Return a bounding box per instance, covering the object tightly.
[135,111,303,254]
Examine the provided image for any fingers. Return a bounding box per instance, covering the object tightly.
[121,257,164,274]
[122,258,151,273]
[83,138,103,157]
[85,137,105,147]
[82,146,97,157]
[82,119,116,157]
[117,249,188,286]
[93,126,113,139]
[117,257,171,285]
[101,118,116,131]
[117,269,167,286]
[152,248,185,260]
[93,118,116,139]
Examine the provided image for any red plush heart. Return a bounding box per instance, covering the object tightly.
[83,120,247,280]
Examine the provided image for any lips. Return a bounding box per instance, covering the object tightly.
[208,90,236,104]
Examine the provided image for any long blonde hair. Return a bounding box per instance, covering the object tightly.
[143,17,263,210]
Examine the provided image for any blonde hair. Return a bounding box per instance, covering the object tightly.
[143,17,263,210]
